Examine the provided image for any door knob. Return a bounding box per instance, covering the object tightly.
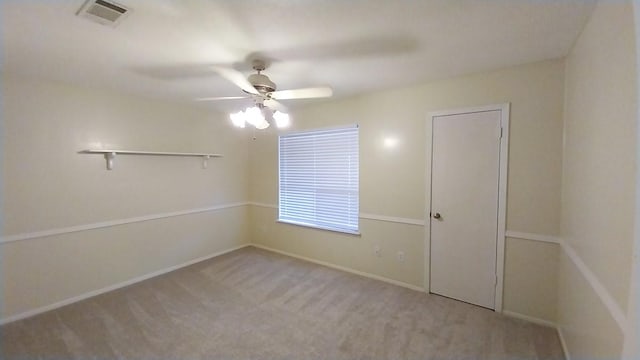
[432,212,441,219]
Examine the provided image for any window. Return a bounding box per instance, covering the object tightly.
[278,126,359,234]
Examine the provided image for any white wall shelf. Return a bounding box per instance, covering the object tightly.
[79,149,222,170]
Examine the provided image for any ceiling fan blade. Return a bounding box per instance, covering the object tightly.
[210,65,259,95]
[270,87,333,100]
[264,99,289,112]
[195,96,249,101]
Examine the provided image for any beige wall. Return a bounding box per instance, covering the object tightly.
[558,249,624,358]
[250,59,565,320]
[1,76,250,319]
[503,237,558,322]
[559,2,637,358]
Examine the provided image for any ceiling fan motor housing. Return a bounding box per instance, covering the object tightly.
[248,73,276,93]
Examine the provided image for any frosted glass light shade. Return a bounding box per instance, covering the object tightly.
[244,106,264,126]
[230,111,245,128]
[273,111,290,128]
[229,106,288,130]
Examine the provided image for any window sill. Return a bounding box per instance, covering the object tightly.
[277,219,361,236]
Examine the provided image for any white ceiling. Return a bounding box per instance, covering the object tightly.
[2,0,595,111]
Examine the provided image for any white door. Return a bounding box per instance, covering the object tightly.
[429,110,502,309]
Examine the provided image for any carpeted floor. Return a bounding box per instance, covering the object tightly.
[1,246,564,359]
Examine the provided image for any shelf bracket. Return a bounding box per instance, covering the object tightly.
[105,152,116,170]
[202,155,210,169]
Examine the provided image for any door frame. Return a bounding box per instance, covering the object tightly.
[424,103,510,312]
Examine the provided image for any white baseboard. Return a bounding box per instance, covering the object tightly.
[502,310,556,328]
[0,243,251,325]
[250,243,425,292]
[557,326,572,360]
[502,310,571,360]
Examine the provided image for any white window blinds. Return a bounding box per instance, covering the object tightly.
[278,126,359,234]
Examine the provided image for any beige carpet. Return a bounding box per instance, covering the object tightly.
[1,246,564,359]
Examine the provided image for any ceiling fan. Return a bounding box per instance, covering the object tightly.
[197,59,333,129]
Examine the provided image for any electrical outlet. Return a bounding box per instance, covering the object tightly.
[373,245,381,257]
[397,251,405,262]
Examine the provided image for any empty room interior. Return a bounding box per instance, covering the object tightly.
[1,1,639,359]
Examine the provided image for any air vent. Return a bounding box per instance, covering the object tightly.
[77,0,130,27]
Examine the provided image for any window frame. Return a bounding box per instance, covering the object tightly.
[277,125,360,235]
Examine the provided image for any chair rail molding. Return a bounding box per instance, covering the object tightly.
[1,202,248,244]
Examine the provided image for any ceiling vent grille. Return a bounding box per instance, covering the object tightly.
[77,0,130,27]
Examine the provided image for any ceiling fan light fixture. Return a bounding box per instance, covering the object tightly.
[208,59,332,131]
[230,111,246,128]
[273,111,290,128]
[229,105,289,130]
[230,106,270,130]
[254,118,270,130]
[244,106,265,127]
